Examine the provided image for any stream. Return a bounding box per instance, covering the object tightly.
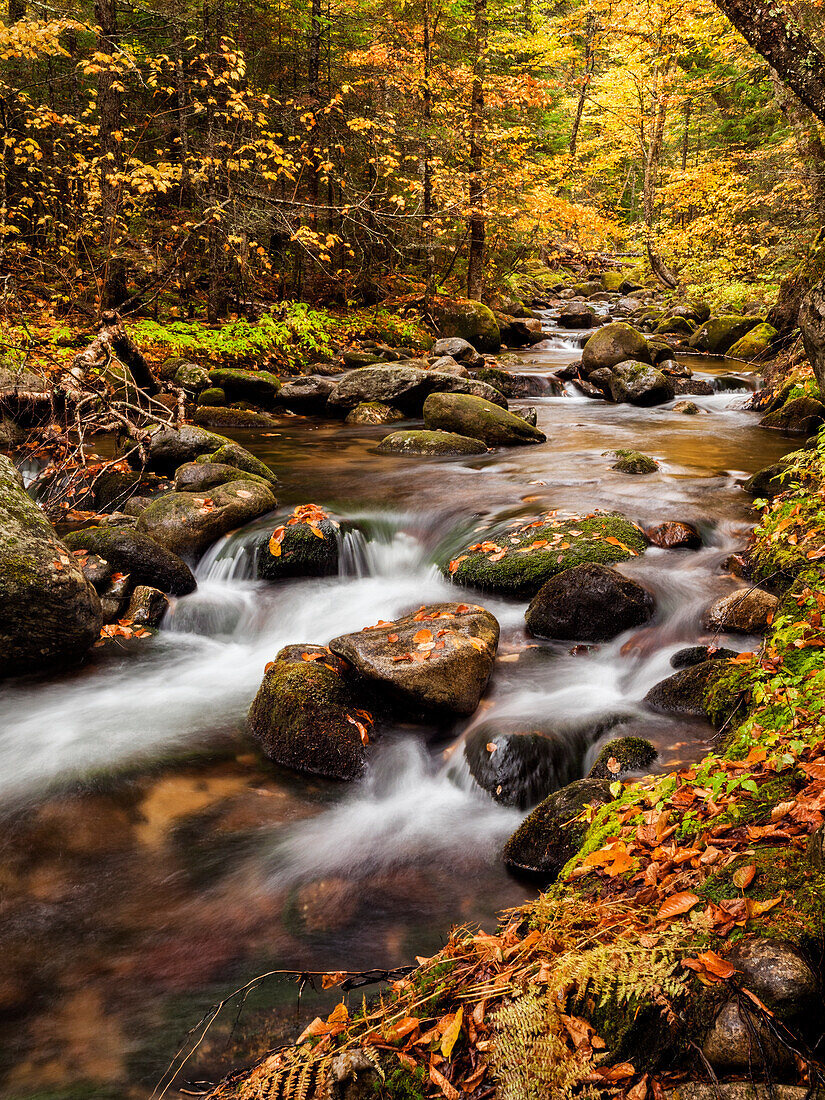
[0,318,801,1099]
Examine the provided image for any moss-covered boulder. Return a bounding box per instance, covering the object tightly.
[643,659,732,717]
[743,457,796,498]
[247,660,368,780]
[63,525,196,595]
[174,461,271,493]
[207,367,282,407]
[257,509,339,581]
[197,441,279,489]
[654,317,695,336]
[429,296,501,352]
[611,450,658,474]
[194,406,277,429]
[581,323,650,375]
[587,736,657,780]
[444,512,647,598]
[601,271,626,292]
[0,456,103,677]
[759,395,825,434]
[143,425,230,475]
[345,402,405,425]
[670,644,737,669]
[422,392,545,446]
[277,375,336,413]
[376,430,487,456]
[688,315,761,354]
[196,386,226,406]
[137,480,277,560]
[525,562,654,642]
[598,361,675,406]
[174,362,211,393]
[727,322,777,361]
[501,778,614,879]
[329,601,499,716]
[328,365,506,415]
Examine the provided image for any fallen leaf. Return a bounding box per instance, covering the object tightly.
[732,864,756,890]
[656,892,700,921]
[440,1006,463,1058]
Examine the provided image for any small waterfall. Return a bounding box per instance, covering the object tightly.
[339,527,433,578]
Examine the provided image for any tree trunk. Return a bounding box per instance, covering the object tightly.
[711,0,825,124]
[643,64,678,289]
[466,0,487,301]
[799,278,825,395]
[569,14,596,159]
[95,0,125,311]
[8,0,25,21]
[422,0,434,299]
[770,70,825,219]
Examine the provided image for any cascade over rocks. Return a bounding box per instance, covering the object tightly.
[422,392,546,446]
[329,601,499,716]
[63,525,197,595]
[0,456,103,677]
[525,563,654,642]
[327,365,507,415]
[257,508,340,580]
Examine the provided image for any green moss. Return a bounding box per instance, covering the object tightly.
[375,1065,428,1100]
[610,450,658,475]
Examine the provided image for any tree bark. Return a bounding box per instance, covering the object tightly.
[72,311,159,397]
[643,63,678,289]
[466,0,487,301]
[770,70,825,219]
[711,0,825,124]
[569,14,596,159]
[95,0,125,311]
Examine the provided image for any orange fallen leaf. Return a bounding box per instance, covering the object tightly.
[657,891,701,921]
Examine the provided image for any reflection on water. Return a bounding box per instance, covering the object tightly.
[0,327,805,1098]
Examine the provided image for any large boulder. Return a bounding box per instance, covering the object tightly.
[705,588,778,633]
[429,297,501,352]
[501,778,614,879]
[0,456,103,677]
[247,659,368,780]
[688,315,761,354]
[329,601,499,716]
[597,360,675,406]
[432,337,484,367]
[525,563,654,642]
[277,375,336,413]
[444,512,647,597]
[376,430,487,456]
[257,507,339,581]
[422,392,546,446]
[558,302,595,329]
[207,367,282,406]
[727,322,777,360]
[759,395,825,433]
[644,659,731,717]
[345,402,405,425]
[799,279,825,396]
[587,736,657,780]
[137,480,277,559]
[581,323,650,375]
[63,525,196,595]
[174,461,271,493]
[327,365,506,415]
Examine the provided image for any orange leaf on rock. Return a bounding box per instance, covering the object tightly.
[413,628,433,644]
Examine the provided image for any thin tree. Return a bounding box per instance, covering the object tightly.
[466,0,487,300]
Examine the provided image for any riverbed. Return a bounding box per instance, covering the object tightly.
[0,325,800,1099]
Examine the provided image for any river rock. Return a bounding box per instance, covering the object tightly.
[63,525,197,595]
[256,512,339,581]
[587,736,657,780]
[422,392,546,446]
[197,386,226,406]
[743,457,795,497]
[673,400,700,414]
[198,441,279,489]
[702,1000,791,1071]
[208,367,282,406]
[611,450,658,474]
[142,425,230,474]
[376,430,487,456]
[0,456,103,677]
[174,362,211,393]
[601,360,675,406]
[329,601,499,716]
[705,588,778,633]
[688,315,761,354]
[581,322,650,374]
[342,348,382,367]
[759,395,825,433]
[277,376,336,413]
[558,302,595,329]
[655,316,695,336]
[345,402,405,425]
[525,563,654,642]
[247,660,368,780]
[644,659,730,717]
[327,365,507,415]
[727,937,816,1007]
[645,521,702,549]
[174,461,271,493]
[671,645,737,669]
[99,571,131,621]
[428,356,470,377]
[137,480,277,560]
[432,337,485,368]
[727,322,777,360]
[194,406,277,430]
[429,297,501,352]
[77,551,113,592]
[127,585,169,628]
[445,512,647,597]
[501,778,614,879]
[674,379,714,396]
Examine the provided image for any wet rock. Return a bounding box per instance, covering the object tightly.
[194,405,277,429]
[376,430,487,456]
[0,457,103,677]
[342,348,382,368]
[688,315,761,354]
[127,585,169,628]
[99,570,131,621]
[674,378,714,396]
[727,936,816,1007]
[137,480,277,560]
[429,297,501,352]
[501,778,614,877]
[257,512,339,581]
[743,457,795,497]
[497,315,546,346]
[727,322,777,361]
[587,736,657,780]
[247,660,368,780]
[432,337,485,368]
[142,425,231,475]
[611,450,658,474]
[673,400,700,414]
[345,402,405,425]
[428,356,470,377]
[644,660,730,717]
[581,322,650,374]
[327,365,507,415]
[603,360,675,406]
[472,366,553,398]
[174,461,271,493]
[330,601,499,716]
[558,302,595,329]
[423,392,546,446]
[705,588,778,633]
[671,645,737,669]
[198,441,279,489]
[445,513,647,597]
[702,999,791,1071]
[63,525,196,595]
[277,375,336,413]
[207,367,282,406]
[525,562,654,642]
[76,552,113,593]
[518,406,538,426]
[276,643,348,671]
[645,521,702,549]
[174,362,211,393]
[759,395,825,433]
[197,386,226,406]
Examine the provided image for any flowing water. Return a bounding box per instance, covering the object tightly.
[0,320,801,1098]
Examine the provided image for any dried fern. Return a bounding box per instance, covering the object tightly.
[493,988,592,1100]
